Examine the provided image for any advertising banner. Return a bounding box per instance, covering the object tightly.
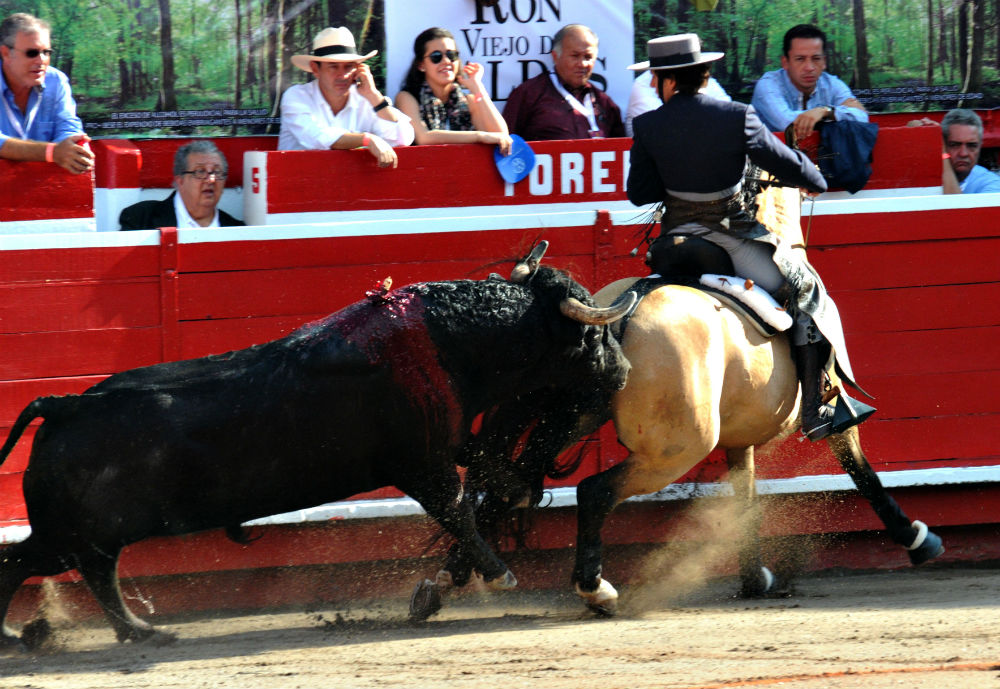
[384,0,634,110]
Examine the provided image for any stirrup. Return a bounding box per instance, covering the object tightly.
[830,389,877,433]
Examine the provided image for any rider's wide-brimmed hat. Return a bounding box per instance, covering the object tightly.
[291,27,377,72]
[628,33,724,71]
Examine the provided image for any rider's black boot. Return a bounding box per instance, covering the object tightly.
[793,340,877,441]
[792,340,836,441]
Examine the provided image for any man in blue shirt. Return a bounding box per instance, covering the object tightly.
[0,13,93,174]
[940,108,1000,194]
[751,24,868,144]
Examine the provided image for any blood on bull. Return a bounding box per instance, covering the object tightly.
[0,242,633,648]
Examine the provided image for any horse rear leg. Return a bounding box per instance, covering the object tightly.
[726,447,780,597]
[827,428,944,565]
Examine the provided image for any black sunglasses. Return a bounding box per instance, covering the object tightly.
[426,49,459,64]
[11,48,53,58]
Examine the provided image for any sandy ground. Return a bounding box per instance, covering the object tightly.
[1,564,998,689]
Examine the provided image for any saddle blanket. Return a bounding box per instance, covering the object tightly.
[698,274,794,335]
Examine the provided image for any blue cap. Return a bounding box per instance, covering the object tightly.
[494,134,535,184]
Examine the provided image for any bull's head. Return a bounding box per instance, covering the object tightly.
[509,241,637,327]
[460,242,634,518]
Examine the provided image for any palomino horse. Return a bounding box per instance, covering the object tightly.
[572,276,943,613]
[407,233,943,621]
[573,182,942,612]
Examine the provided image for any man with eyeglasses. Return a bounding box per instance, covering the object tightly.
[0,13,93,174]
[279,27,414,168]
[502,24,624,141]
[119,141,245,230]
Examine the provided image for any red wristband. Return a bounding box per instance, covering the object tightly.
[45,142,55,163]
[362,133,371,147]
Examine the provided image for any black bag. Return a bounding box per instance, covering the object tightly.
[817,120,879,194]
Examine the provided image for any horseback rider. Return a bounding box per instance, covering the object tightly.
[626,33,873,441]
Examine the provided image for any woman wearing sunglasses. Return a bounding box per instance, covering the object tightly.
[397,27,512,155]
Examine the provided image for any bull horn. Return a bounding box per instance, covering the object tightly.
[560,291,637,325]
[510,240,550,283]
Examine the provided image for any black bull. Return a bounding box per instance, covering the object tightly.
[0,251,633,646]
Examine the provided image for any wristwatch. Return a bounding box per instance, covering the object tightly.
[373,97,392,112]
[823,104,835,119]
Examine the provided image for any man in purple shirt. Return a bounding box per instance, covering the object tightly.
[502,24,624,141]
[0,13,93,174]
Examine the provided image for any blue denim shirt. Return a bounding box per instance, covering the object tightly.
[751,69,868,133]
[0,63,83,145]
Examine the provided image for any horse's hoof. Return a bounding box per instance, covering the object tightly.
[409,579,443,622]
[907,521,945,566]
[486,569,517,591]
[575,578,618,616]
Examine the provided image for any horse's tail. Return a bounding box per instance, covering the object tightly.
[0,396,69,468]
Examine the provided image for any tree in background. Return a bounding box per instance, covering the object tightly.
[156,0,177,110]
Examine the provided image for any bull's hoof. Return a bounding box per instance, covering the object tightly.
[19,618,52,651]
[409,579,443,622]
[485,569,518,591]
[575,577,618,616]
[907,521,945,566]
[738,566,791,599]
[118,626,176,646]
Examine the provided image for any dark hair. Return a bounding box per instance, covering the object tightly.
[653,64,710,96]
[401,27,456,98]
[782,24,826,57]
[173,140,227,177]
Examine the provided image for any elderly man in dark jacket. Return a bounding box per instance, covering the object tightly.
[119,140,245,230]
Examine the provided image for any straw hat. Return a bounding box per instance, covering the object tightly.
[290,27,377,72]
[628,33,724,71]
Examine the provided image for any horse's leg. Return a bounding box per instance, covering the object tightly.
[827,428,944,565]
[574,450,711,615]
[725,446,779,597]
[573,462,627,614]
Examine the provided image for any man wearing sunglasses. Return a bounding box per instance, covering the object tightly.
[119,141,245,230]
[502,24,624,141]
[0,13,93,175]
[279,26,414,168]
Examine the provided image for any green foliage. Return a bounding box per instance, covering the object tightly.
[4,0,998,135]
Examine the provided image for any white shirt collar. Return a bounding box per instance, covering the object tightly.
[173,191,220,228]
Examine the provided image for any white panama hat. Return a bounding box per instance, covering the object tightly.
[291,26,377,72]
[628,33,724,71]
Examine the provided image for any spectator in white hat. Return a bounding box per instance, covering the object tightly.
[279,26,415,168]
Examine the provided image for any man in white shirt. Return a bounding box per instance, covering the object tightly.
[279,26,415,168]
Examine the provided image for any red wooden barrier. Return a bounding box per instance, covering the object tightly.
[1,128,998,605]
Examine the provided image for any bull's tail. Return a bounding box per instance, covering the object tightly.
[0,396,65,469]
